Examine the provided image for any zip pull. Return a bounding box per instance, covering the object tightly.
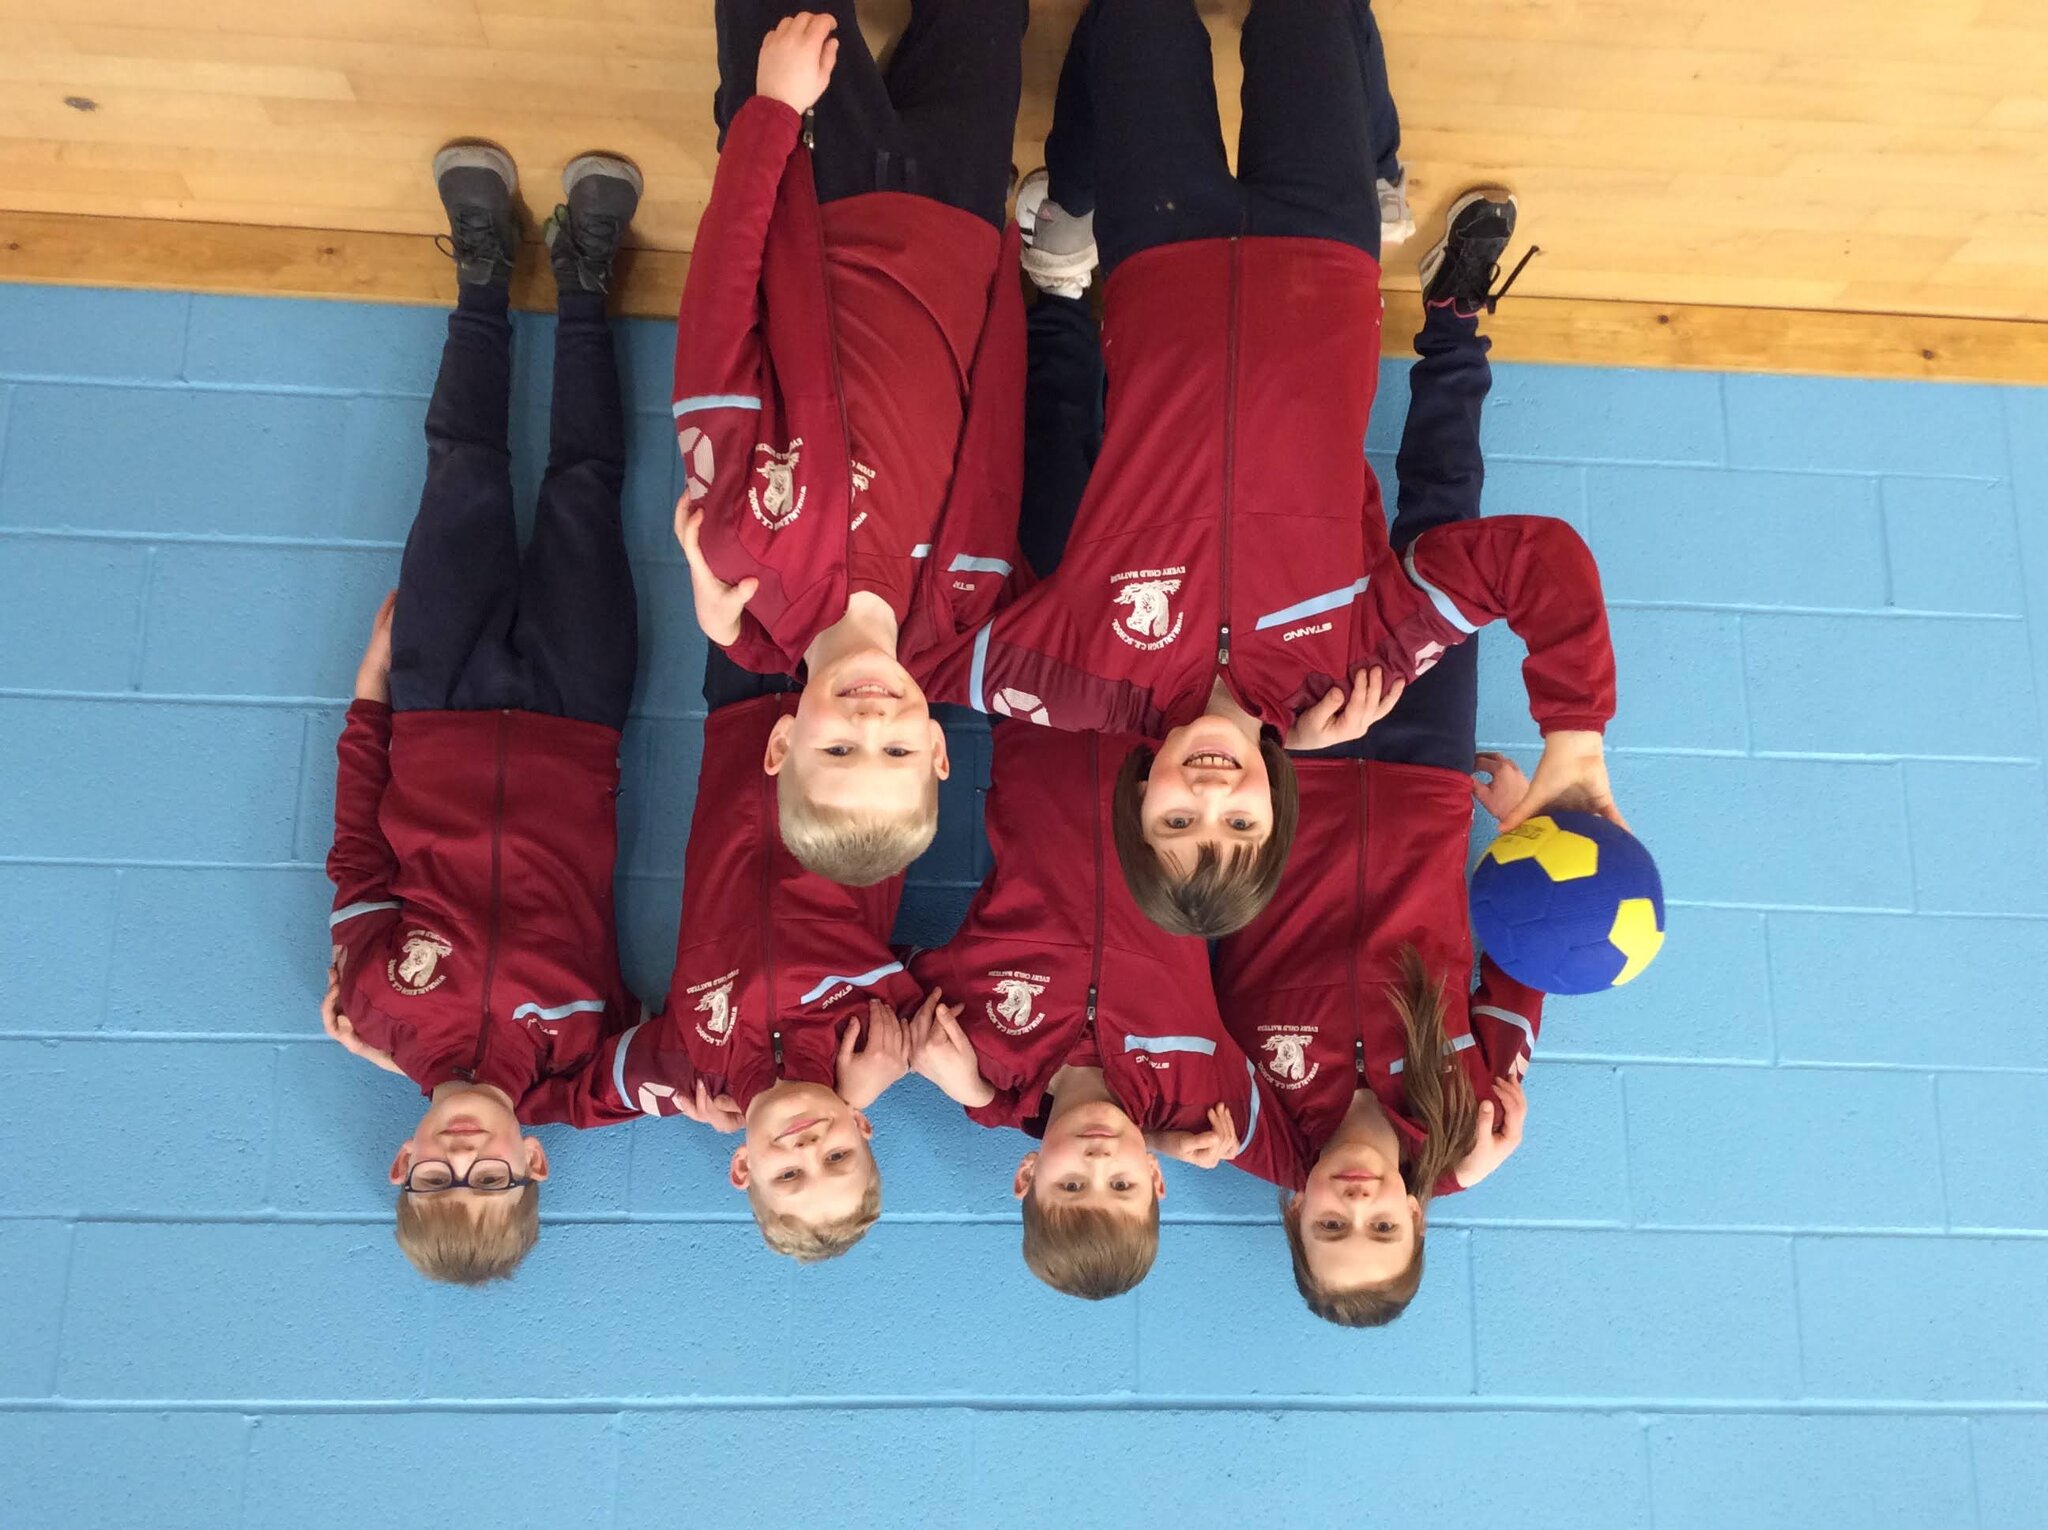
[1217,624,1232,665]
[1354,1037,1366,1079]
[771,1028,785,1069]
[1086,985,1099,1023]
[801,108,815,151]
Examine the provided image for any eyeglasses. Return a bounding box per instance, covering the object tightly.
[399,1158,531,1195]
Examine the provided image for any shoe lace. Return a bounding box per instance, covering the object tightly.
[1458,244,1541,314]
[558,207,622,294]
[437,205,509,271]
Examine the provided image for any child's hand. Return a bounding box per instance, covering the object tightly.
[1493,730,1628,834]
[322,968,405,1075]
[1148,1104,1241,1169]
[1451,1077,1527,1189]
[836,997,912,1108]
[675,496,760,646]
[907,989,995,1107]
[354,590,397,704]
[674,1079,747,1133]
[1284,667,1405,751]
[757,12,840,114]
[1472,751,1531,822]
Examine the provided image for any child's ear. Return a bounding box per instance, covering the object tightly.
[762,714,795,776]
[1011,1151,1039,1201]
[521,1136,550,1183]
[853,1109,874,1143]
[387,1144,413,1186]
[928,719,952,781]
[728,1144,751,1190]
[1410,1196,1425,1236]
[1148,1155,1167,1201]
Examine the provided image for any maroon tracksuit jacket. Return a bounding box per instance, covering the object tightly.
[540,695,928,1126]
[325,701,639,1118]
[1212,757,1543,1194]
[916,237,1616,740]
[672,96,1029,675]
[912,727,1306,1187]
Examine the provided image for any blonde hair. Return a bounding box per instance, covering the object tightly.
[748,1173,883,1262]
[777,770,938,888]
[1282,947,1480,1327]
[394,1184,540,1285]
[1112,738,1300,937]
[1020,1194,1160,1299]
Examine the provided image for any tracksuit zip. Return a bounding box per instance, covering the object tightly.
[1086,733,1105,1025]
[761,762,783,1079]
[1351,766,1369,1082]
[1217,242,1242,670]
[468,709,511,1083]
[801,124,859,604]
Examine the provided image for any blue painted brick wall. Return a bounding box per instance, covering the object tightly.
[2,284,2045,1529]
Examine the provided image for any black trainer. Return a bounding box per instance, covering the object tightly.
[432,141,520,290]
[1419,187,1538,318]
[544,154,644,296]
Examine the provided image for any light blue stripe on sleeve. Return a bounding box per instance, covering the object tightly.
[1402,544,1481,634]
[798,961,905,1006]
[672,394,763,419]
[511,998,607,1024]
[948,554,1014,576]
[968,623,993,713]
[1389,1033,1477,1075]
[1252,576,1371,631]
[911,543,933,559]
[328,900,399,927]
[1473,1004,1536,1050]
[1122,1034,1219,1056]
[610,1021,646,1111]
[1239,1061,1261,1155]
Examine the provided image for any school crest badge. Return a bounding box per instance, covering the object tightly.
[692,974,739,1044]
[986,975,1048,1036]
[387,929,452,996]
[1111,569,1186,650]
[750,440,806,530]
[1261,1032,1319,1090]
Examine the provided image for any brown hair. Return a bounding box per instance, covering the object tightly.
[747,1160,883,1263]
[1282,947,1480,1326]
[1111,736,1299,937]
[1020,1194,1161,1299]
[393,1184,540,1285]
[777,770,938,888]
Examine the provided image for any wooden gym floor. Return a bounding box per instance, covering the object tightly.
[2,0,2045,380]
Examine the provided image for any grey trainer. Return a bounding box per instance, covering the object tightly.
[544,153,644,296]
[432,141,520,289]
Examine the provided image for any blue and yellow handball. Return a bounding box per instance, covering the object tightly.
[1469,810,1665,994]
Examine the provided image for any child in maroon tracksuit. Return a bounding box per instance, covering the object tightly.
[917,0,1616,941]
[671,2,1029,891]
[540,652,940,1263]
[1215,189,1594,1328]
[322,145,655,1286]
[910,726,1306,1300]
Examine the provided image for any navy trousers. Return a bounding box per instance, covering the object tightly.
[389,285,639,731]
[714,0,1025,231]
[1044,0,1400,276]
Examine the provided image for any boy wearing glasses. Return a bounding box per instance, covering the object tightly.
[321,141,668,1285]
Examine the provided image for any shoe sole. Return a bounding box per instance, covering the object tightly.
[563,152,645,199]
[1419,186,1517,292]
[432,140,518,196]
[1014,167,1050,243]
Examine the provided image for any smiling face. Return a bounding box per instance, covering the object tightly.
[730,1080,878,1228]
[1291,1135,1424,1289]
[767,649,951,818]
[1013,1099,1166,1216]
[388,1084,549,1205]
[1140,714,1273,871]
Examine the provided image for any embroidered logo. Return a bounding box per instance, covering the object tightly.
[749,440,806,530]
[1412,640,1445,677]
[690,972,740,1045]
[847,459,875,531]
[1111,568,1186,650]
[387,929,452,996]
[634,1080,690,1116]
[1260,1030,1320,1091]
[989,686,1050,726]
[679,426,716,500]
[986,972,1049,1036]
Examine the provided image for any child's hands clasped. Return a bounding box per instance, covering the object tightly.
[836,997,914,1108]
[1148,1103,1241,1169]
[1479,732,1628,833]
[1285,666,1405,751]
[673,1079,747,1133]
[1451,1077,1527,1189]
[907,989,995,1107]
[676,496,760,646]
[757,12,840,114]
[322,958,404,1075]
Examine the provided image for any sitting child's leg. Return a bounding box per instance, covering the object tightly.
[1057,0,1243,276]
[1020,294,1105,581]
[1235,0,1385,260]
[1360,1,1413,242]
[390,144,524,715]
[514,157,644,732]
[884,0,1026,232]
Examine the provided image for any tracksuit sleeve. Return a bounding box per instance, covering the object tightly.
[519,1015,706,1129]
[326,700,400,920]
[672,96,802,537]
[1403,516,1617,735]
[1227,1066,1310,1191]
[1469,955,1543,1081]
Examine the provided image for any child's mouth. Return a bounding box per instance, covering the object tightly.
[775,1115,826,1141]
[1183,749,1240,770]
[836,681,901,700]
